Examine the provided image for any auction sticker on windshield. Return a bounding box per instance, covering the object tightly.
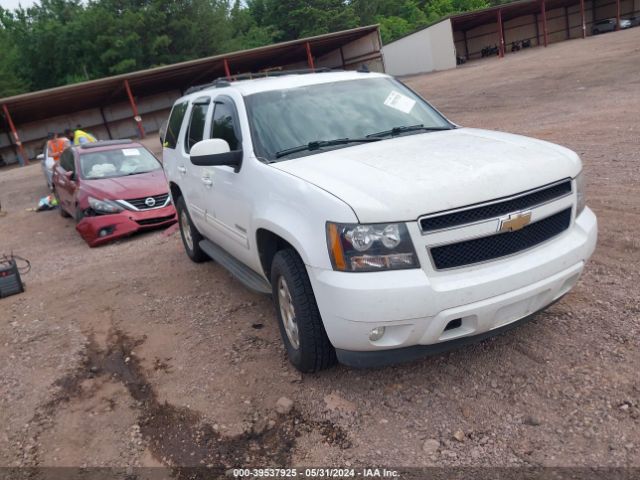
[384,90,415,114]
[122,148,141,156]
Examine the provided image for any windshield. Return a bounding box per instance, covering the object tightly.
[79,147,161,179]
[245,77,453,161]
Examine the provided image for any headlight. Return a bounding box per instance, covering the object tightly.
[326,222,419,272]
[88,196,123,214]
[575,171,586,216]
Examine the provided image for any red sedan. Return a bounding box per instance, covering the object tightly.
[52,140,176,247]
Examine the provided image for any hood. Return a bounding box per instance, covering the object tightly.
[80,169,169,200]
[272,128,581,223]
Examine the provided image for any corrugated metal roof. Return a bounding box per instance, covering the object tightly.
[385,0,588,42]
[0,25,379,125]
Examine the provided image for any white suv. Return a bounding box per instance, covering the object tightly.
[162,70,597,372]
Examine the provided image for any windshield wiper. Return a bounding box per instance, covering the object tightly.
[366,124,453,138]
[275,137,381,159]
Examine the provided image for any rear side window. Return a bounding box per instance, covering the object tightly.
[59,149,75,173]
[185,100,210,153]
[211,101,240,151]
[164,101,188,149]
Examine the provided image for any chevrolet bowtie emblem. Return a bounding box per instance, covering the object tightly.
[499,211,532,232]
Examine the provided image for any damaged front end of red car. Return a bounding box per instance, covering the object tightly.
[76,205,177,247]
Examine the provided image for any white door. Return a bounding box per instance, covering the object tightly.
[181,97,216,238]
[202,96,253,263]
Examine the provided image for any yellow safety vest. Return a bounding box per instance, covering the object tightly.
[73,129,97,145]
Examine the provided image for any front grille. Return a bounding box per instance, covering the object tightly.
[136,215,175,226]
[420,180,572,232]
[430,208,572,269]
[126,193,170,210]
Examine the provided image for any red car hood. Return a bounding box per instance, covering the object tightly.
[81,170,169,200]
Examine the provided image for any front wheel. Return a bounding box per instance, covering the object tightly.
[176,196,208,263]
[271,249,336,372]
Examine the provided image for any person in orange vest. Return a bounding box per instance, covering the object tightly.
[46,132,68,162]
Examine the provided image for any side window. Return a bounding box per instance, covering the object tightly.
[59,149,75,172]
[184,100,209,153]
[211,101,240,151]
[164,101,188,149]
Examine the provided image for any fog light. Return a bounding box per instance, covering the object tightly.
[369,327,386,341]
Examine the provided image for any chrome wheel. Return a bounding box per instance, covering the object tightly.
[181,210,193,251]
[278,276,299,349]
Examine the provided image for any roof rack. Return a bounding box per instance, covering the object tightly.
[78,139,133,149]
[185,67,336,95]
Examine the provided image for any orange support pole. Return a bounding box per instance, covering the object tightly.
[305,42,315,71]
[2,104,28,166]
[224,58,231,80]
[124,79,145,139]
[580,0,586,38]
[541,0,548,47]
[497,9,505,58]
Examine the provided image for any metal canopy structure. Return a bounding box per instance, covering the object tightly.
[0,25,382,165]
[1,25,379,126]
[383,0,634,76]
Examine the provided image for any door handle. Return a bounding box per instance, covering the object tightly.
[178,166,187,174]
[201,177,213,187]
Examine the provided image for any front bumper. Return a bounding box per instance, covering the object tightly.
[308,207,597,365]
[76,204,177,247]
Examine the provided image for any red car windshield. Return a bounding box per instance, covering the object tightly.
[80,147,161,179]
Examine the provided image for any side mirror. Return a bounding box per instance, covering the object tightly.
[37,153,45,161]
[190,139,242,170]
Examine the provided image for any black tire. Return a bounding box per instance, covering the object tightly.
[176,196,208,263]
[593,29,599,35]
[271,249,336,372]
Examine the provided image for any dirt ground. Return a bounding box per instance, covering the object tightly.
[1,28,639,474]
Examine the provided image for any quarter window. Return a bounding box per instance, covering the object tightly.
[211,102,240,151]
[164,101,188,149]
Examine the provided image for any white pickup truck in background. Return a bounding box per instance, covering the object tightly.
[162,70,597,372]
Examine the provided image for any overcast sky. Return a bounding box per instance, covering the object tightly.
[1,0,38,10]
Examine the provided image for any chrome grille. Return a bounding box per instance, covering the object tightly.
[124,193,170,210]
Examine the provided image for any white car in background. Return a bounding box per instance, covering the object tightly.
[37,143,55,190]
[162,70,597,372]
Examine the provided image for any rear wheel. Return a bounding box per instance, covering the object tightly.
[176,196,208,263]
[271,249,336,372]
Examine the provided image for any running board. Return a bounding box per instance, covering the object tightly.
[199,239,271,295]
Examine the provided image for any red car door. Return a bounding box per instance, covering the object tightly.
[54,149,79,216]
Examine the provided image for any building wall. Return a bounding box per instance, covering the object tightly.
[0,31,385,166]
[382,19,456,76]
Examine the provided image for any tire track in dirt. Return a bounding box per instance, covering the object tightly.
[18,329,350,477]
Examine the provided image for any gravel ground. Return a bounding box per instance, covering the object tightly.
[0,28,639,472]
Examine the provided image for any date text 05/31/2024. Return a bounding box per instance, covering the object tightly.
[232,468,400,478]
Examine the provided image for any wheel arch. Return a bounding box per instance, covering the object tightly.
[255,227,299,279]
[169,181,182,203]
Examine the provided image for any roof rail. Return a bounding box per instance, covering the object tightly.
[78,139,133,149]
[185,67,336,95]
